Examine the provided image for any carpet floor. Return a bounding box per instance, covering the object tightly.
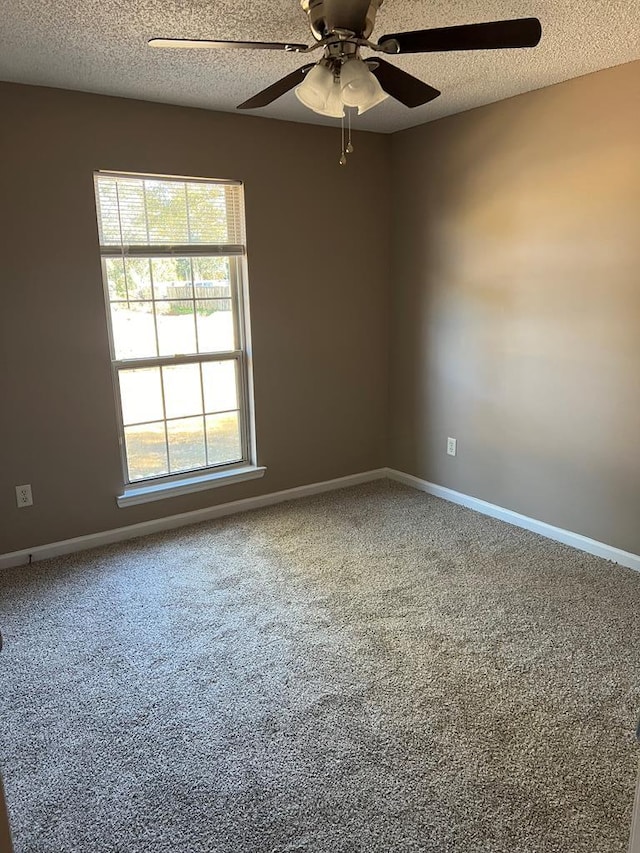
[1,481,639,852]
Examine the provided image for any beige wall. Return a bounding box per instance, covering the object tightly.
[3,61,640,558]
[389,61,640,555]
[0,83,390,554]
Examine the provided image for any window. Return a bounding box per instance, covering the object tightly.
[94,172,262,505]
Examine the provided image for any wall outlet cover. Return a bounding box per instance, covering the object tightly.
[16,484,33,507]
[447,437,457,457]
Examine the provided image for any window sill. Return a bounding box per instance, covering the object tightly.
[116,465,266,508]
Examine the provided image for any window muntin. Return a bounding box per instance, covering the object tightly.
[94,173,252,486]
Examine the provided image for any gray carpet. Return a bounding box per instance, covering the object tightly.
[1,481,639,853]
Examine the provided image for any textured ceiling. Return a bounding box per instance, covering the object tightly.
[2,0,640,133]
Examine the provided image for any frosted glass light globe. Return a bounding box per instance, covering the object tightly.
[340,58,388,114]
[295,63,334,112]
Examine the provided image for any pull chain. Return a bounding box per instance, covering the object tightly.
[339,111,347,166]
[346,109,354,155]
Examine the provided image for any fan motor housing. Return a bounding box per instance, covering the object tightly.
[301,0,383,41]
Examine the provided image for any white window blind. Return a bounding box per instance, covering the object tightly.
[95,174,245,255]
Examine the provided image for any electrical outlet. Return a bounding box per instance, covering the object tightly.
[15,484,33,508]
[447,437,457,457]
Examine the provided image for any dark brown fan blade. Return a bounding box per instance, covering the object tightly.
[148,38,308,52]
[237,64,315,109]
[366,58,440,108]
[378,18,542,54]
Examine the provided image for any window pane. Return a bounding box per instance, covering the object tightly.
[105,258,127,301]
[151,257,193,301]
[119,368,164,426]
[167,417,206,473]
[110,302,157,359]
[156,302,197,356]
[192,256,231,289]
[162,364,203,420]
[124,422,168,481]
[202,361,238,413]
[106,258,153,302]
[196,300,235,353]
[206,412,242,465]
[124,258,152,300]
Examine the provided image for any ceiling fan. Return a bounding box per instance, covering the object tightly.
[149,0,542,118]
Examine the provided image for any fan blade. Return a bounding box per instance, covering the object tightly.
[366,59,440,108]
[148,38,308,52]
[237,64,315,109]
[378,17,542,54]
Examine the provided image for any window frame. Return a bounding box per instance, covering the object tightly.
[94,171,263,506]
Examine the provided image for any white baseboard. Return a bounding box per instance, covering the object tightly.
[386,468,640,573]
[3,466,638,575]
[0,469,388,570]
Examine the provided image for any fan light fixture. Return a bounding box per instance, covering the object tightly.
[149,0,543,166]
[295,57,388,117]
